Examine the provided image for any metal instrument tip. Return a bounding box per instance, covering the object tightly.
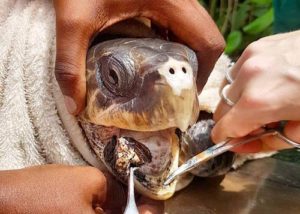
[124,167,139,214]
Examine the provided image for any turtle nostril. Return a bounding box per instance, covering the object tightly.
[182,67,187,73]
[169,68,175,74]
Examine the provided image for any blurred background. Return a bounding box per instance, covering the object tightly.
[198,0,300,163]
[199,0,300,58]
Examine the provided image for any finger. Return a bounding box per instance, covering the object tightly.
[212,55,277,142]
[222,121,300,153]
[227,51,250,81]
[102,173,126,213]
[91,171,108,207]
[214,81,241,122]
[214,61,253,121]
[227,127,265,153]
[229,41,270,79]
[146,1,225,91]
[211,94,269,143]
[94,207,105,214]
[55,17,91,115]
[260,121,300,151]
[284,121,300,144]
[231,139,263,153]
[215,120,299,153]
[214,44,259,117]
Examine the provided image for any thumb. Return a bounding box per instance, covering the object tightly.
[102,172,126,213]
[55,22,90,115]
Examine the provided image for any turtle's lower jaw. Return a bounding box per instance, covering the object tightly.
[120,129,180,200]
[79,119,180,200]
[102,129,180,200]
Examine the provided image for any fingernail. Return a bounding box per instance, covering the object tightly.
[64,96,77,114]
[210,128,217,143]
[94,206,104,214]
[210,127,214,136]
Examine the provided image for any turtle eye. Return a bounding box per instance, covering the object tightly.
[96,54,141,98]
[108,69,119,85]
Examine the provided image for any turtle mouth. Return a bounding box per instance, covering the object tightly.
[103,135,153,177]
[79,119,180,200]
[119,128,180,199]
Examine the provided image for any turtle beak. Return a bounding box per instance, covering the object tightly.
[152,57,199,131]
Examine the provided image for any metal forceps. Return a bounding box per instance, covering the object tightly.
[124,167,139,214]
[164,127,300,186]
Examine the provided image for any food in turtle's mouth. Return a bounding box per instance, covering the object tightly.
[120,129,179,190]
[103,136,152,179]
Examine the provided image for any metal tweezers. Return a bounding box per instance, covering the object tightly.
[124,167,139,214]
[164,127,300,186]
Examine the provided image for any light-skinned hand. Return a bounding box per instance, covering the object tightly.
[212,30,300,153]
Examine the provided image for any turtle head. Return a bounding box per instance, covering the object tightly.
[80,38,199,200]
[83,38,199,132]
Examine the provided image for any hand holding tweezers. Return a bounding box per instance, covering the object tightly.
[164,127,300,186]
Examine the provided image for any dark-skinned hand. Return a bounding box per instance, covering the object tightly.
[53,0,225,115]
[0,165,164,213]
[0,165,107,214]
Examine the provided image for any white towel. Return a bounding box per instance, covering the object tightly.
[0,0,88,170]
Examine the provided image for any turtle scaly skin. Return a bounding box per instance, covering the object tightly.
[79,20,235,200]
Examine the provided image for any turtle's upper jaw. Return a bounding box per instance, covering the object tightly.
[84,67,199,132]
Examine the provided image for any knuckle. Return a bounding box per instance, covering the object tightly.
[240,92,266,109]
[199,35,225,68]
[240,58,265,78]
[204,31,226,56]
[55,60,81,85]
[56,15,89,33]
[208,41,225,60]
[282,66,300,83]
[243,41,262,57]
[213,35,226,54]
